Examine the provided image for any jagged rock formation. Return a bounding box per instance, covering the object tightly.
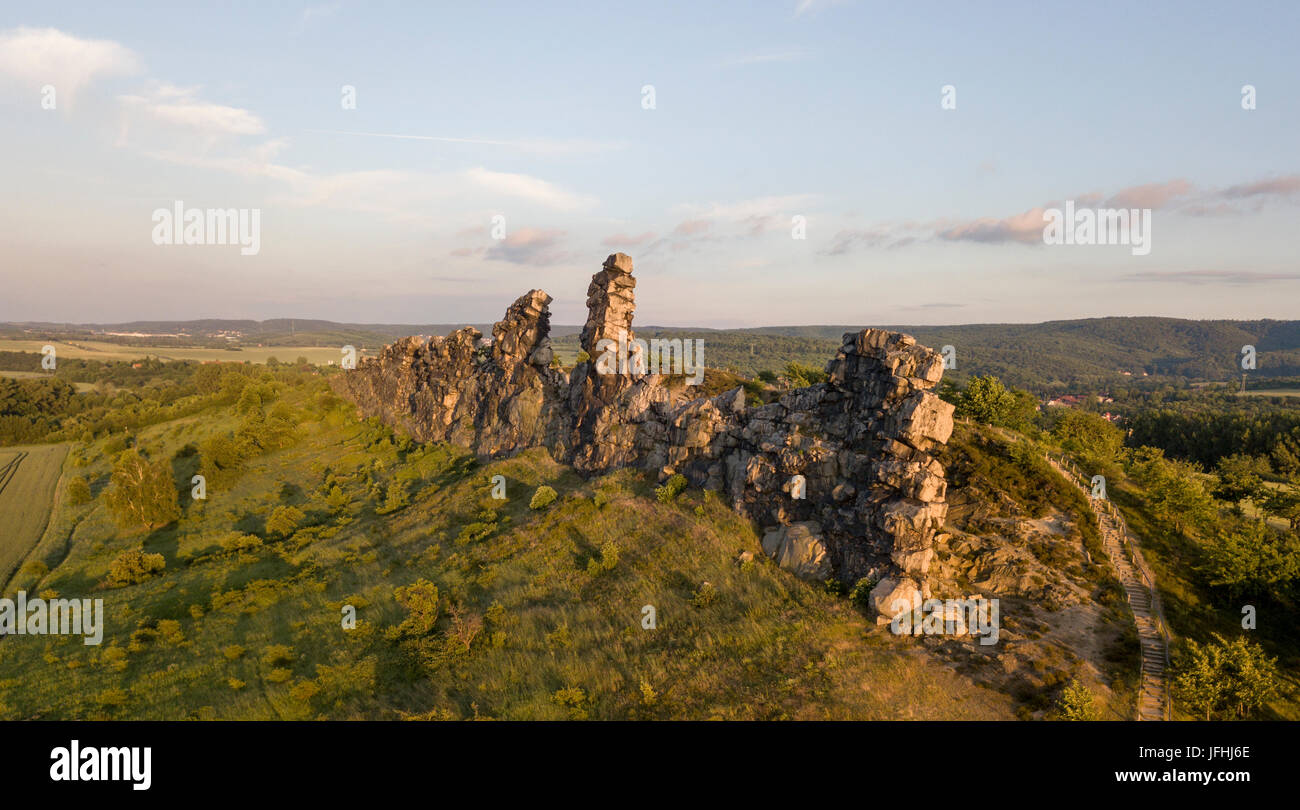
[333,253,955,619]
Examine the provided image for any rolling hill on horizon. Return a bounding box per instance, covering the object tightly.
[4,316,1300,392]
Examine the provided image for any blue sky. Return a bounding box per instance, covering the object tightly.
[1,0,1297,327]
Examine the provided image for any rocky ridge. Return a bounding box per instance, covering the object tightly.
[333,253,955,619]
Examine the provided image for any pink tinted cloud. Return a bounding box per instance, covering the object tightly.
[937,207,1048,245]
[1104,179,1193,209]
[672,219,712,236]
[1217,175,1300,199]
[483,227,571,266]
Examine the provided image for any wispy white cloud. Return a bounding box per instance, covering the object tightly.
[463,167,597,211]
[119,82,266,135]
[0,27,141,108]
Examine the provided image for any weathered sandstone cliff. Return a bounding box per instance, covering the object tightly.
[333,253,955,619]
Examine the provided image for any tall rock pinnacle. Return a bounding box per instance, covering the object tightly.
[333,253,955,622]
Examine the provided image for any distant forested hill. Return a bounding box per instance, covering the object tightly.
[653,318,1300,392]
[5,316,1297,393]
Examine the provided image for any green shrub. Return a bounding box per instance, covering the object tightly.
[325,485,348,510]
[849,577,877,608]
[529,485,557,510]
[261,644,293,667]
[551,687,588,719]
[105,547,166,587]
[598,541,619,571]
[455,521,495,545]
[100,646,127,672]
[375,479,409,514]
[655,474,688,503]
[218,532,263,553]
[691,581,718,608]
[394,579,440,636]
[1055,678,1099,720]
[66,475,92,505]
[265,505,305,537]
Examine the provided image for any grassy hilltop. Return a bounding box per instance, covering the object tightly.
[0,368,1027,720]
[0,338,1297,721]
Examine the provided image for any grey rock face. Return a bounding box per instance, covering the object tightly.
[333,253,954,619]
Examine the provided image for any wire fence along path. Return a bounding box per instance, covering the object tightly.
[1046,453,1171,721]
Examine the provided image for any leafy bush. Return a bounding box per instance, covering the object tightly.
[218,532,263,553]
[325,485,349,510]
[783,361,827,388]
[105,547,166,587]
[375,479,409,514]
[261,644,293,667]
[1055,678,1099,720]
[551,687,589,719]
[66,475,92,505]
[394,579,440,636]
[655,474,688,503]
[265,506,305,538]
[691,581,717,607]
[529,485,557,510]
[849,577,877,609]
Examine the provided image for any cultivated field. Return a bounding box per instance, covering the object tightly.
[1240,388,1300,398]
[0,443,69,590]
[0,340,356,366]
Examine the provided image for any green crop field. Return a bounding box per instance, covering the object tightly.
[0,443,69,591]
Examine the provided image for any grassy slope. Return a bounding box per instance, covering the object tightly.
[0,380,1014,720]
